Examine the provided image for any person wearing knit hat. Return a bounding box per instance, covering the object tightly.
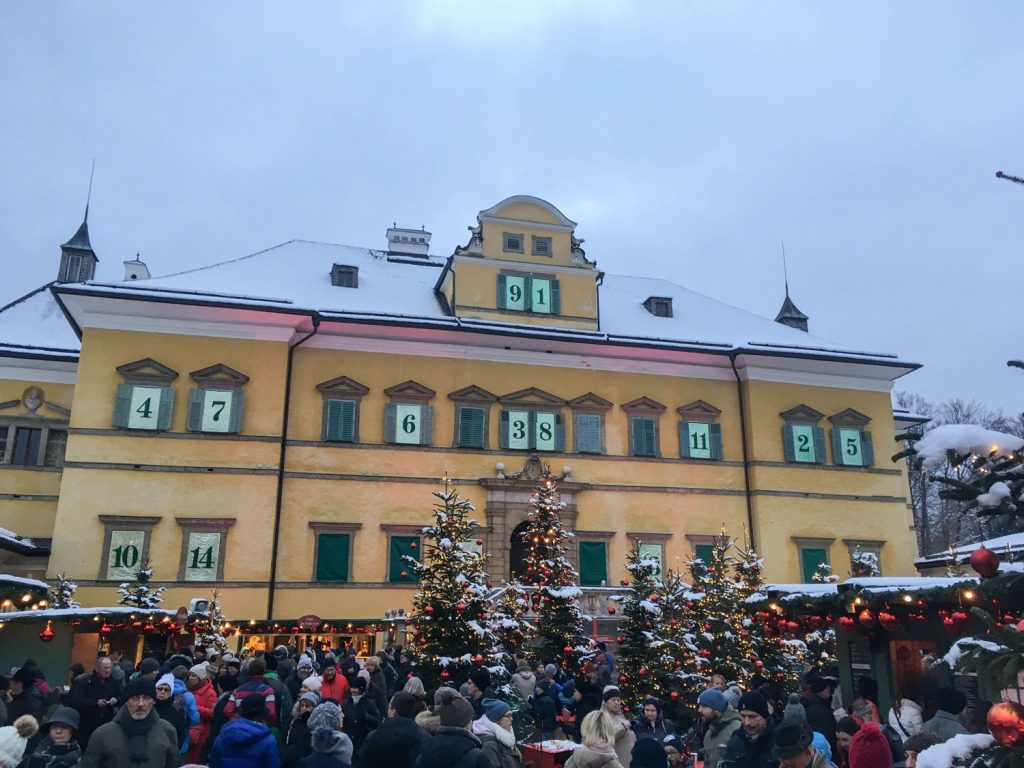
[81,679,180,768]
[699,687,741,768]
[920,687,968,742]
[26,707,81,767]
[153,674,187,754]
[362,691,432,768]
[632,735,670,767]
[0,716,37,767]
[772,718,831,768]
[138,657,161,679]
[466,668,494,720]
[439,695,475,729]
[282,691,320,768]
[302,675,324,696]
[848,722,893,768]
[801,679,838,756]
[724,691,776,768]
[836,716,862,768]
[600,685,635,768]
[184,663,217,765]
[208,693,279,768]
[416,694,490,768]
[342,678,381,757]
[633,696,675,742]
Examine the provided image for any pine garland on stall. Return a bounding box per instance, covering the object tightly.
[49,573,80,609]
[519,468,587,667]
[488,579,534,662]
[615,544,665,708]
[685,535,755,687]
[117,559,166,609]
[404,478,495,688]
[193,589,229,655]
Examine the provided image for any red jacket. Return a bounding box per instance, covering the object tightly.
[320,670,349,703]
[185,677,217,764]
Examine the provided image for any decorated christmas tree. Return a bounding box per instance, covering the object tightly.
[616,544,665,707]
[405,478,494,687]
[488,579,534,661]
[654,567,704,723]
[117,559,166,609]
[734,543,804,692]
[192,589,230,655]
[49,573,80,609]
[849,545,881,577]
[519,468,587,667]
[811,562,839,584]
[685,535,755,686]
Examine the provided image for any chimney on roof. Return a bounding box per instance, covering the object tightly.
[123,253,151,281]
[386,225,431,257]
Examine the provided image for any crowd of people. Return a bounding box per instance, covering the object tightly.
[0,641,988,768]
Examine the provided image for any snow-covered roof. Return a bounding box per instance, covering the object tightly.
[916,532,1024,568]
[0,574,48,591]
[0,528,48,557]
[58,239,918,370]
[0,283,80,358]
[0,606,176,624]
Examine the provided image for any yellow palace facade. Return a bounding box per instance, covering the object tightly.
[0,195,922,627]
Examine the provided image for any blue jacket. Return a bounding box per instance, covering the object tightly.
[210,717,281,768]
[174,677,200,753]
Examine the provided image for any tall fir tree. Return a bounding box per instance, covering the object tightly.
[49,573,80,609]
[616,544,664,707]
[519,468,587,667]
[117,559,166,609]
[488,579,534,663]
[685,535,755,686]
[654,567,704,723]
[405,479,494,687]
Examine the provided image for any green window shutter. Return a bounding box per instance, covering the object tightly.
[497,274,507,309]
[113,384,133,428]
[389,536,419,582]
[782,425,796,462]
[631,417,657,457]
[499,410,510,449]
[315,534,350,582]
[325,399,356,442]
[527,410,537,449]
[228,390,245,433]
[470,407,486,448]
[458,407,485,448]
[709,423,723,459]
[812,426,827,463]
[550,280,561,314]
[861,430,875,466]
[800,548,829,583]
[156,387,175,431]
[555,414,566,452]
[694,543,714,564]
[578,541,608,586]
[420,405,434,445]
[678,421,691,458]
[575,413,602,454]
[831,428,844,465]
[187,390,205,432]
[524,275,533,311]
[383,403,397,443]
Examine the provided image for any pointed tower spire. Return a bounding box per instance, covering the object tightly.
[774,241,809,332]
[57,162,99,283]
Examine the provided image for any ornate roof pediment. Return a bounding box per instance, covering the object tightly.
[567,392,613,411]
[115,358,179,385]
[189,363,250,389]
[621,396,667,414]
[383,380,436,402]
[779,404,825,424]
[448,385,498,403]
[498,387,566,406]
[828,408,872,427]
[676,400,722,421]
[316,375,370,397]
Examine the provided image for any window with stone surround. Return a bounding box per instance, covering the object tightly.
[678,400,724,461]
[310,522,362,583]
[317,375,369,443]
[99,515,159,581]
[622,397,666,458]
[186,364,248,435]
[781,404,827,464]
[828,409,875,467]
[449,386,497,449]
[383,381,435,446]
[112,359,178,432]
[176,518,233,581]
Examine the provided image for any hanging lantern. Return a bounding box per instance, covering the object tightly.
[969,546,999,578]
[39,621,55,643]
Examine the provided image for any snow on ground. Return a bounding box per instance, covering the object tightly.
[914,424,1024,469]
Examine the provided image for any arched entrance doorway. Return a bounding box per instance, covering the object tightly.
[509,521,531,581]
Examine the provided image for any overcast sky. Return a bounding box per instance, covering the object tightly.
[2,2,1020,412]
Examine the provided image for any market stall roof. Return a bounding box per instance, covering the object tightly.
[0,574,48,591]
[0,606,176,624]
[0,529,50,558]
[915,533,1024,570]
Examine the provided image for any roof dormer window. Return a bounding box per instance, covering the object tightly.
[331,264,359,288]
[643,296,673,318]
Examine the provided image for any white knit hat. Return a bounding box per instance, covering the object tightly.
[0,716,38,766]
[189,664,208,680]
[156,673,175,692]
[302,676,323,693]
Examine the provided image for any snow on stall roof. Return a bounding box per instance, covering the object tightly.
[916,532,1024,566]
[0,284,80,354]
[847,576,977,592]
[0,606,177,623]
[63,239,913,364]
[0,574,49,590]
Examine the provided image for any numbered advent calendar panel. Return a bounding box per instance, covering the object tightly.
[687,423,712,459]
[534,412,556,451]
[504,276,527,311]
[791,425,817,463]
[507,410,530,450]
[838,428,863,466]
[531,278,552,314]
[394,404,422,444]
[128,386,163,430]
[201,390,234,433]
[185,531,220,581]
[107,530,145,579]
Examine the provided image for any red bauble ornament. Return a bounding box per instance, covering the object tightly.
[535,618,541,625]
[951,611,970,630]
[908,612,926,624]
[621,580,629,587]
[878,611,900,632]
[775,672,785,682]
[670,691,679,700]
[755,660,763,669]
[486,582,492,589]
[786,621,801,633]
[410,542,417,549]
[424,605,434,614]
[400,571,408,578]
[639,667,648,676]
[476,539,483,545]
[740,631,749,639]
[607,606,617,615]
[970,546,1000,578]
[440,670,450,680]
[39,621,55,642]
[858,609,876,629]
[564,645,574,654]
[617,635,626,643]
[987,701,1024,748]
[456,602,467,612]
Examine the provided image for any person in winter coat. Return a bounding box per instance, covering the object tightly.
[698,688,742,768]
[171,674,199,755]
[416,687,460,737]
[0,714,39,768]
[851,679,881,726]
[900,732,942,768]
[724,692,777,768]
[301,726,353,768]
[530,680,559,740]
[209,693,280,768]
[341,679,380,765]
[66,658,119,750]
[565,710,624,768]
[223,658,279,729]
[289,657,317,702]
[782,694,833,763]
[886,684,924,742]
[320,665,349,706]
[919,688,967,742]
[632,697,674,741]
[835,717,860,768]
[361,657,388,716]
[284,692,319,768]
[8,668,45,730]
[632,737,671,768]
[510,664,535,703]
[471,698,521,768]
[847,723,892,768]
[800,678,838,754]
[573,664,603,740]
[600,687,635,768]
[467,670,496,721]
[304,701,353,766]
[402,677,428,714]
[186,662,218,763]
[153,674,187,753]
[25,707,81,768]
[415,694,490,768]
[360,691,429,768]
[82,678,179,768]
[772,719,830,768]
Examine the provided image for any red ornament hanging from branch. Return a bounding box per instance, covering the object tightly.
[39,621,55,642]
[969,546,999,578]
